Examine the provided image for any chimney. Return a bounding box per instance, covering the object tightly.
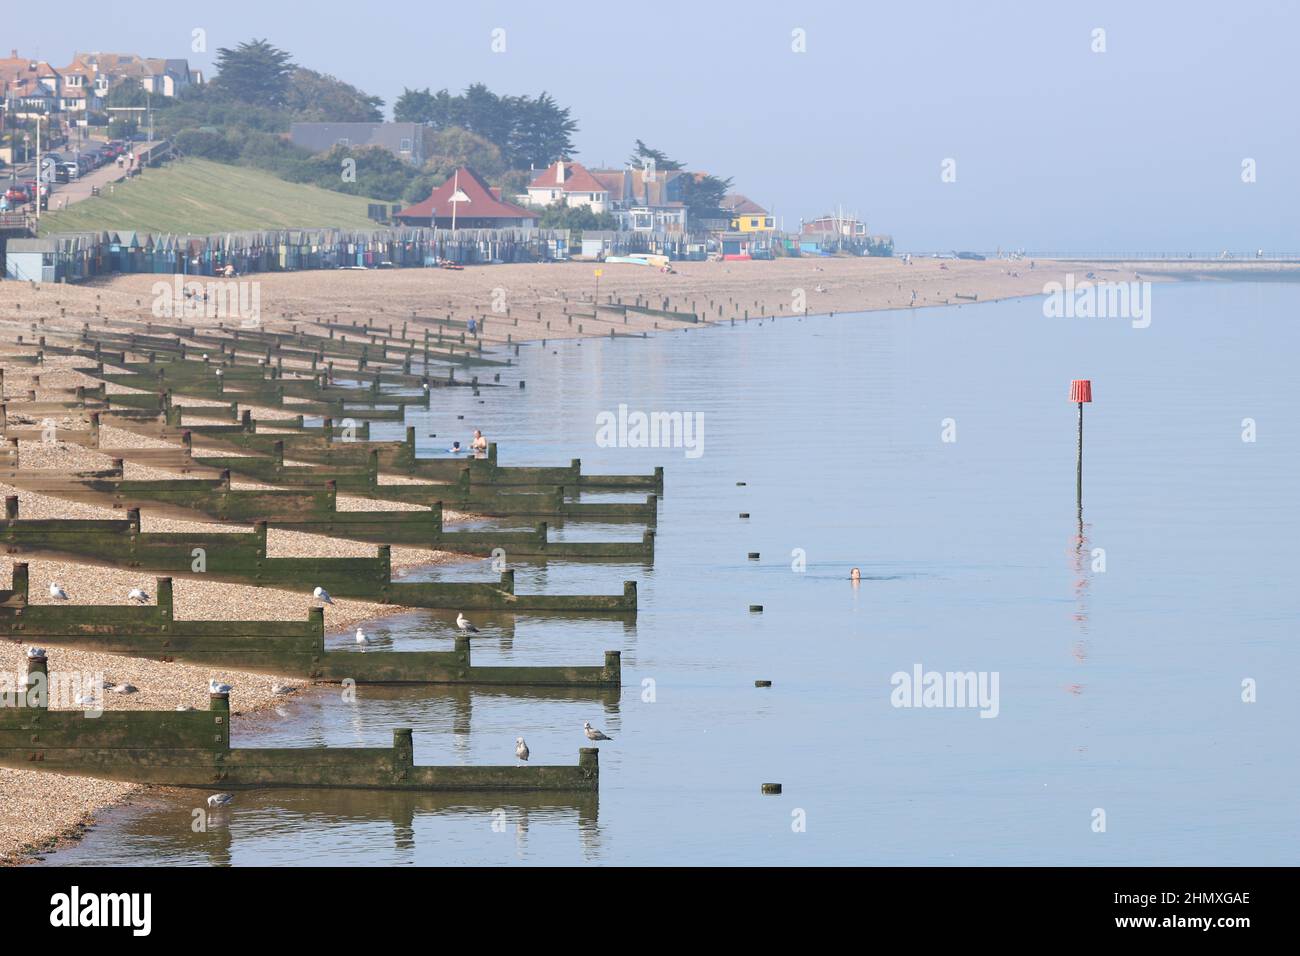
[556,160,565,185]
[10,49,17,59]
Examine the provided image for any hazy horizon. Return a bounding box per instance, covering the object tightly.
[13,0,1298,252]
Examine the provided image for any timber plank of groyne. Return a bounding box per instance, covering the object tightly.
[0,471,653,557]
[0,569,621,685]
[3,659,599,791]
[1,506,638,612]
[184,427,666,493]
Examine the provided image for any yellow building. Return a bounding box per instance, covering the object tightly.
[722,194,775,233]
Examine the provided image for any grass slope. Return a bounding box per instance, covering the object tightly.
[38,158,386,235]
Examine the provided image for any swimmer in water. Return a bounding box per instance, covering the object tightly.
[850,567,861,582]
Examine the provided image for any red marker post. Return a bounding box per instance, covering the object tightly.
[1070,379,1092,506]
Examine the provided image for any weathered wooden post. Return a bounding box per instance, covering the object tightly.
[25,647,48,711]
[156,577,173,621]
[392,728,413,783]
[209,683,231,755]
[5,495,19,521]
[9,561,29,602]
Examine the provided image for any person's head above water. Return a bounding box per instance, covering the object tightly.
[850,567,861,580]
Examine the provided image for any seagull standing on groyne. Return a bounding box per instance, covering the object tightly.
[313,586,334,605]
[356,627,369,645]
[49,583,69,601]
[128,587,150,603]
[516,737,530,765]
[583,721,613,741]
[456,612,479,633]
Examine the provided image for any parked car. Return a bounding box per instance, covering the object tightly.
[4,184,31,204]
[60,162,81,181]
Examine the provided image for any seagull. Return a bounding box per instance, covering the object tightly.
[455,613,478,633]
[271,683,293,695]
[75,693,98,707]
[206,793,233,808]
[49,582,69,601]
[176,705,196,711]
[355,627,369,645]
[516,737,529,765]
[111,683,138,694]
[208,679,232,695]
[25,646,46,659]
[127,587,150,603]
[313,586,334,605]
[583,721,613,741]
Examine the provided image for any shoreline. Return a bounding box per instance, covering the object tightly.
[2,255,1295,865]
[5,258,1298,352]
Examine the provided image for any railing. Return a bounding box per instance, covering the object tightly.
[0,212,35,234]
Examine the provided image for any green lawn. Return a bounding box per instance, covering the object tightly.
[38,158,388,235]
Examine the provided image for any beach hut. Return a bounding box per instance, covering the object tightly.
[4,239,58,281]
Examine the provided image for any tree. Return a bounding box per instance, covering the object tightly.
[537,202,617,231]
[423,126,505,181]
[679,172,733,220]
[106,82,148,109]
[394,87,438,124]
[627,140,683,170]
[394,85,577,168]
[458,84,513,151]
[507,92,577,168]
[285,68,383,122]
[212,39,296,106]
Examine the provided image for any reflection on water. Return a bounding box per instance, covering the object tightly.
[45,281,1300,865]
[48,788,600,867]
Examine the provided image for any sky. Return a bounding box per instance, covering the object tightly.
[13,0,1299,253]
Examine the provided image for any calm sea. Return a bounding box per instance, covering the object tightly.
[45,280,1300,865]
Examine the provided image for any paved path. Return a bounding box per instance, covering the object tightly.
[5,140,163,216]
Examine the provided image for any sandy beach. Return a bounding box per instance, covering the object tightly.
[1,253,1295,864]
[8,257,1299,348]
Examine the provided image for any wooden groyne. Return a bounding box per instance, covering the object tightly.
[0,567,620,686]
[0,310,652,798]
[1,502,639,612]
[2,652,599,791]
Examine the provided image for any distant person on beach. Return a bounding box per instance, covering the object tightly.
[471,430,488,453]
[467,317,477,335]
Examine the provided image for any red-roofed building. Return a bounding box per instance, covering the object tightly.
[394,167,540,229]
[526,160,610,213]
